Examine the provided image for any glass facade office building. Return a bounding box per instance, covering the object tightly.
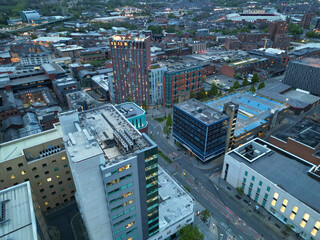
[173,99,229,162]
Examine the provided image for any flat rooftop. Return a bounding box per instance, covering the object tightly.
[227,57,266,67]
[64,105,150,166]
[257,83,320,109]
[158,166,194,231]
[291,57,320,68]
[175,99,228,125]
[0,123,63,163]
[115,102,144,119]
[272,118,320,150]
[0,182,37,240]
[206,92,287,136]
[229,138,320,213]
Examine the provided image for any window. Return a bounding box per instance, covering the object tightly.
[10,175,15,179]
[251,176,255,181]
[52,191,56,195]
[61,156,66,160]
[45,202,49,205]
[49,185,54,189]
[47,178,52,182]
[259,181,262,186]
[67,177,72,181]
[42,196,47,199]
[42,163,47,168]
[37,181,42,186]
[245,171,248,176]
[63,164,68,168]
[45,171,49,175]
[280,199,288,213]
[40,189,44,193]
[18,163,23,167]
[290,206,298,220]
[60,188,65,192]
[32,167,37,172]
[66,171,70,175]
[6,167,12,171]
[35,175,39,179]
[56,175,60,178]
[267,186,270,192]
[54,167,59,171]
[59,181,63,185]
[311,221,320,237]
[271,192,278,206]
[52,160,57,164]
[21,171,26,175]
[300,213,310,228]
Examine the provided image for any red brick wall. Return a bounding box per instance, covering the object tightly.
[269,136,320,165]
[221,65,235,77]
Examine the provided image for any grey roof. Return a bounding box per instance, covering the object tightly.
[0,182,37,240]
[0,51,11,58]
[175,99,228,125]
[229,138,320,213]
[257,83,320,109]
[115,102,144,118]
[2,116,23,131]
[272,118,320,149]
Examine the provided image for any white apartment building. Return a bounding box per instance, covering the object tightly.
[222,138,320,240]
[149,63,167,106]
[59,105,194,240]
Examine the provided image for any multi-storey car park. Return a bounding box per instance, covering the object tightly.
[205,91,287,148]
[59,104,193,240]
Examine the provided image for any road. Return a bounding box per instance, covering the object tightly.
[147,111,282,240]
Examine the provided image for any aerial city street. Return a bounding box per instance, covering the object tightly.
[0,0,320,240]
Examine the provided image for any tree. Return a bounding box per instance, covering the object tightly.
[166,113,173,127]
[233,80,241,89]
[178,224,204,240]
[258,81,265,90]
[242,77,249,86]
[229,86,235,93]
[142,101,148,113]
[198,87,206,100]
[190,90,194,99]
[249,85,256,93]
[251,73,259,84]
[208,83,218,97]
[200,209,211,222]
[30,34,37,40]
[234,73,242,79]
[218,91,222,97]
[288,23,303,36]
[168,13,176,19]
[163,125,171,136]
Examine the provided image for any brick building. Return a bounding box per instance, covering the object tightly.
[164,64,203,107]
[225,36,241,50]
[269,118,320,165]
[110,34,151,106]
[301,13,316,29]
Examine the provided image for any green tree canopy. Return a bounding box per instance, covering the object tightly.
[178,224,204,240]
[142,101,148,113]
[242,77,249,86]
[258,81,265,90]
[163,125,171,136]
[234,73,242,79]
[249,85,256,93]
[200,209,211,222]
[208,83,218,97]
[190,90,194,99]
[288,23,303,36]
[147,25,162,34]
[251,73,259,84]
[197,87,207,101]
[166,113,173,127]
[233,80,241,89]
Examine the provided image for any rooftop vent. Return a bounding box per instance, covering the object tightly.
[197,107,202,113]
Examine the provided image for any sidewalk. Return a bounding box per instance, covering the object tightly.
[194,201,219,240]
[211,174,298,240]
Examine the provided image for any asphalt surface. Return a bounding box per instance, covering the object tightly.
[147,111,282,240]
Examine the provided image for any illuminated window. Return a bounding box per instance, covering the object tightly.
[45,202,49,205]
[290,206,298,220]
[21,171,26,175]
[311,221,320,236]
[126,221,134,229]
[56,175,60,178]
[300,213,310,228]
[10,175,15,179]
[47,178,52,182]
[61,156,66,160]
[271,192,279,206]
[280,199,288,213]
